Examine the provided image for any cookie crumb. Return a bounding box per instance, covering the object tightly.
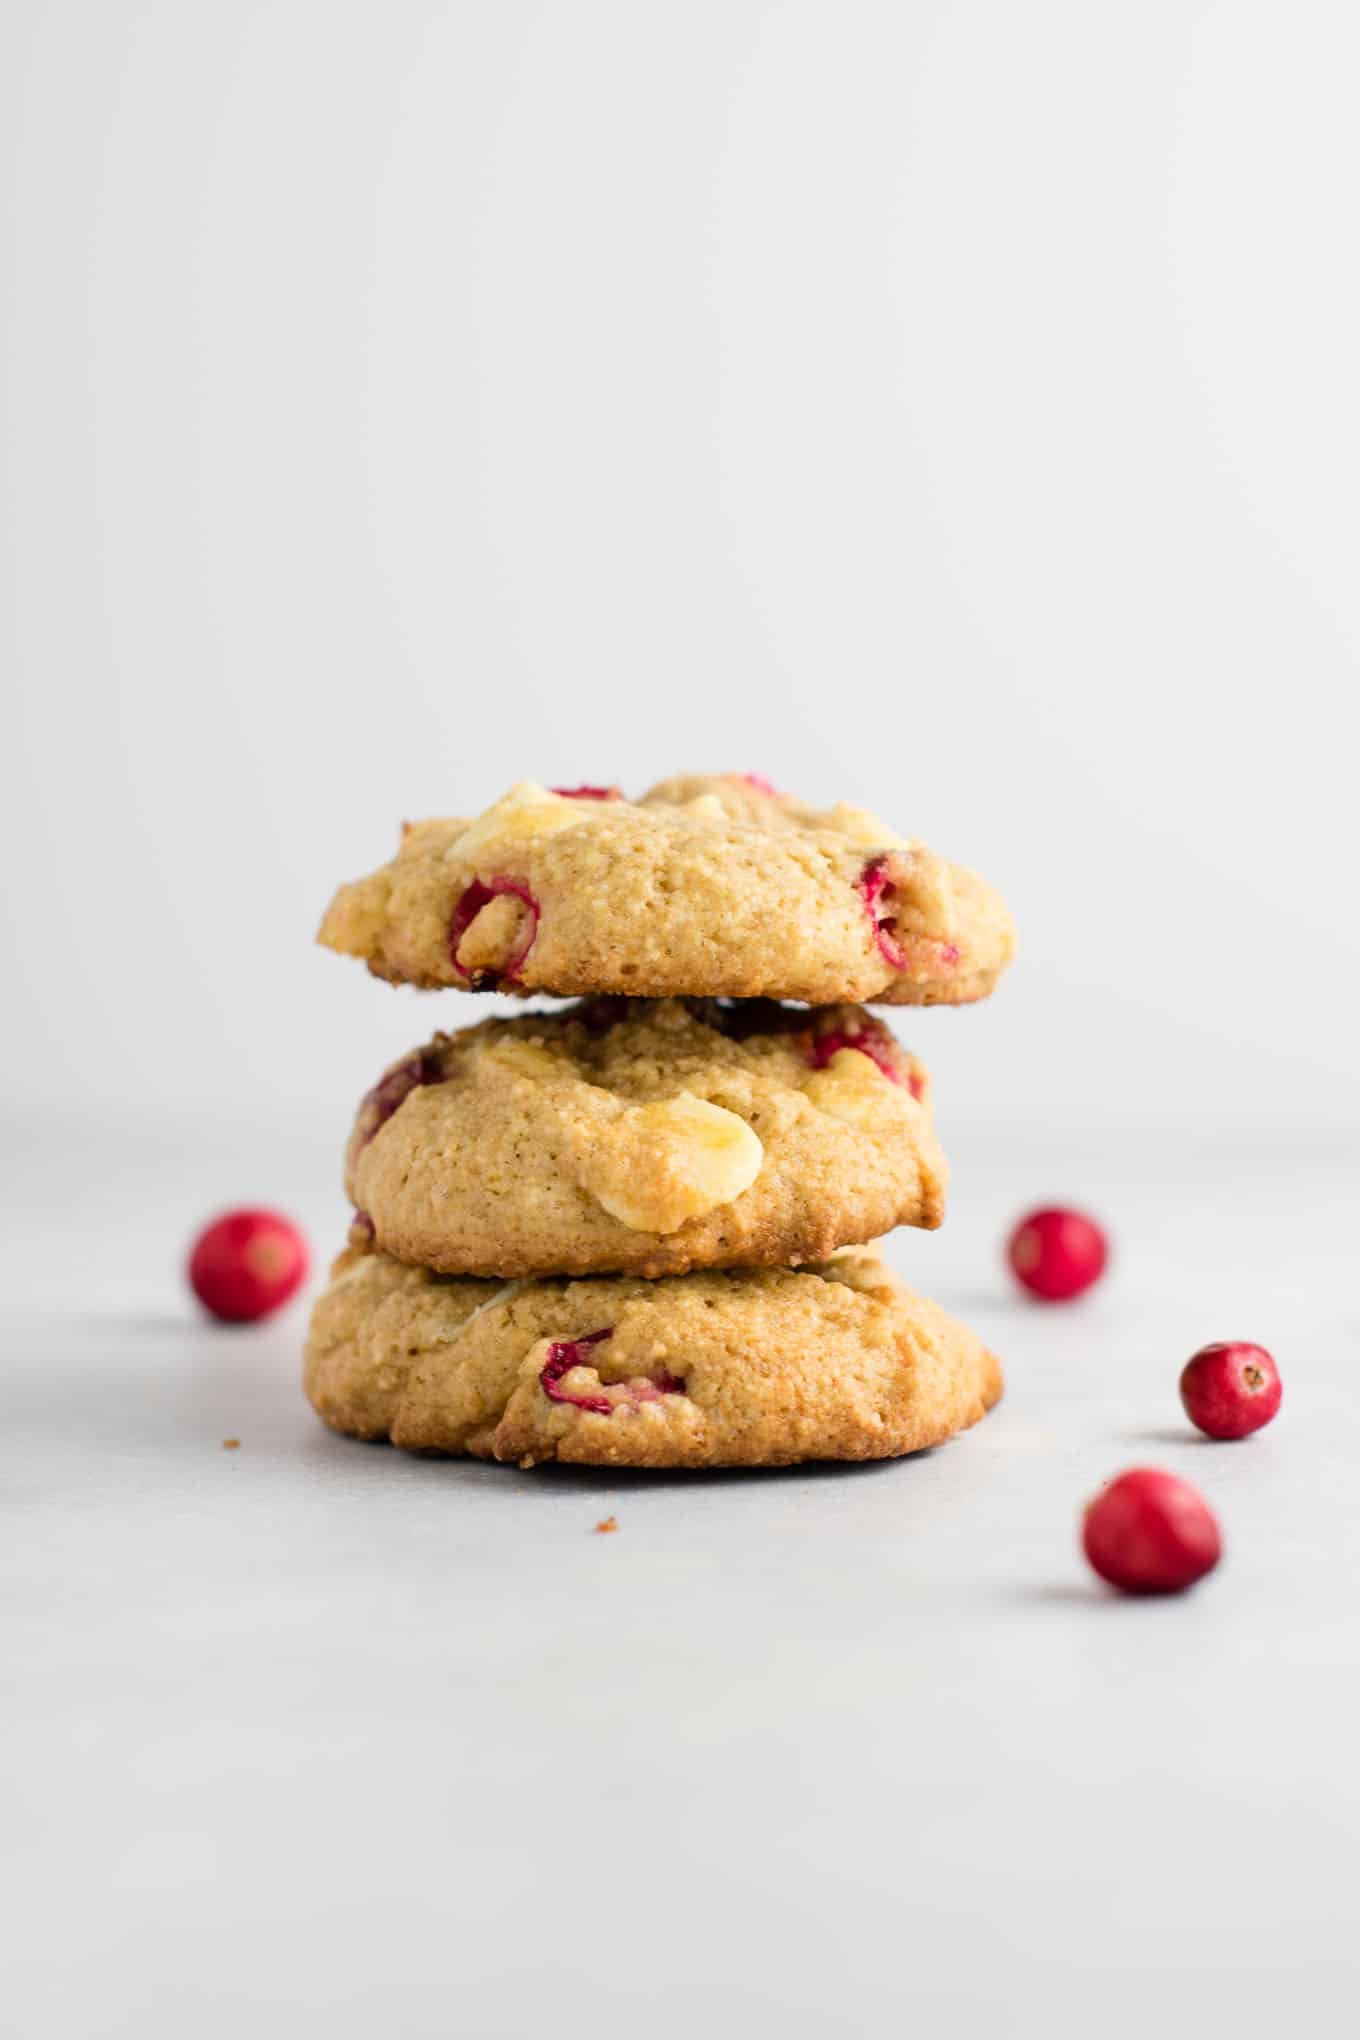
[222,1437,240,1450]
[594,1515,618,1534]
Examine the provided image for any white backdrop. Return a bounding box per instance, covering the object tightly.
[4,0,1359,1147]
[8,14,1360,2036]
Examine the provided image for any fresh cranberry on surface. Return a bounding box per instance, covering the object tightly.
[188,1209,309,1324]
[1180,1342,1282,1439]
[1082,1468,1222,1594]
[1007,1206,1108,1301]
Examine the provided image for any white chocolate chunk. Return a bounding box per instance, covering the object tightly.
[895,847,959,934]
[828,802,912,849]
[456,1280,528,1335]
[803,1048,893,1129]
[479,1037,562,1081]
[582,1092,763,1234]
[450,781,585,864]
[329,1255,379,1290]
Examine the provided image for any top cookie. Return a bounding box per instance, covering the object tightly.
[318,773,1014,1006]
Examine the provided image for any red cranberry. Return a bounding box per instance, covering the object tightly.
[858,858,907,971]
[355,1048,444,1149]
[1082,1468,1222,1594]
[1007,1206,1108,1301]
[349,1210,376,1244]
[736,773,779,795]
[540,1328,616,1413]
[628,1367,685,1404]
[1180,1342,1282,1439]
[188,1209,309,1324]
[550,784,622,800]
[807,1020,902,1086]
[539,1329,684,1414]
[449,875,541,986]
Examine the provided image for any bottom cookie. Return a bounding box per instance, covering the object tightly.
[303,1242,1003,1469]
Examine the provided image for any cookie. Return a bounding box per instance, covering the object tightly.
[318,774,1014,1006]
[303,1242,1003,1468]
[344,997,946,1279]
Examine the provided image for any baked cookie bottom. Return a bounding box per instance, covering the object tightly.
[345,998,947,1280]
[304,1243,1003,1469]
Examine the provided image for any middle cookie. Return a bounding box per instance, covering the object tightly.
[345,997,948,1279]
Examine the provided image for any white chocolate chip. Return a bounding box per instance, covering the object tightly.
[452,1280,528,1337]
[895,846,958,933]
[802,1048,893,1129]
[582,1092,763,1234]
[828,802,913,849]
[449,782,585,864]
[480,1037,561,1080]
[329,1256,378,1290]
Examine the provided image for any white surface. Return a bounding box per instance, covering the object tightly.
[5,1127,1358,2036]
[4,0,1360,1143]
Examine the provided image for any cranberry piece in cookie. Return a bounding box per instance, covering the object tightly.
[807,1016,902,1086]
[353,1047,446,1151]
[629,1368,686,1404]
[539,1329,686,1415]
[540,1329,616,1414]
[859,858,907,971]
[449,875,541,987]
[550,784,623,800]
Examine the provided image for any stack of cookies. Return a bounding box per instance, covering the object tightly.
[305,774,1015,1470]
